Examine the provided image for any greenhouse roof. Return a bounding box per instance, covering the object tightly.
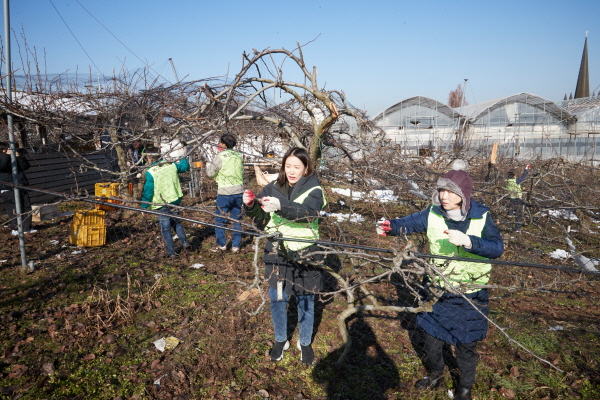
[560,96,600,117]
[455,93,574,122]
[0,89,97,115]
[372,96,458,121]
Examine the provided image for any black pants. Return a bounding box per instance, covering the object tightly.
[423,331,478,388]
[507,198,523,231]
[2,190,32,231]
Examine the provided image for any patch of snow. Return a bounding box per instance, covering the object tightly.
[330,213,365,223]
[331,188,365,200]
[541,209,578,221]
[549,249,571,260]
[331,187,398,203]
[369,190,398,203]
[549,325,564,331]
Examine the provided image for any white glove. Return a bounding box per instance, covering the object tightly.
[260,196,281,212]
[445,229,472,248]
[243,189,256,206]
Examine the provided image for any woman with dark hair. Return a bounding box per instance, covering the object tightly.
[244,147,326,365]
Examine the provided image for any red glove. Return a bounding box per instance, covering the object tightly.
[376,219,392,236]
[243,189,256,206]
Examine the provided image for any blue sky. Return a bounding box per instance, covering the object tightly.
[2,0,599,116]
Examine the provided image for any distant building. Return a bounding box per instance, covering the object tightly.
[373,34,600,163]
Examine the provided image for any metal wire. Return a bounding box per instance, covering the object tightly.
[2,180,598,277]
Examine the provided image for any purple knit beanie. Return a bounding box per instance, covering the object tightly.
[431,169,473,214]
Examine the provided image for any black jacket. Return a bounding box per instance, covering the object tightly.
[0,153,30,190]
[246,173,325,296]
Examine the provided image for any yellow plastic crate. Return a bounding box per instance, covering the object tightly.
[69,224,106,247]
[72,210,105,227]
[95,182,122,211]
[95,182,120,197]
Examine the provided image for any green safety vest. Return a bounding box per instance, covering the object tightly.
[147,163,183,210]
[427,207,491,290]
[505,178,522,199]
[215,150,243,188]
[265,186,327,251]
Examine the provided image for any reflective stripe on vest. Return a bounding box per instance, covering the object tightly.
[427,207,491,290]
[215,150,243,188]
[505,178,522,199]
[265,186,327,251]
[148,163,183,210]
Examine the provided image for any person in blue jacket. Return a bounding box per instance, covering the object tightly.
[141,146,191,259]
[376,167,503,400]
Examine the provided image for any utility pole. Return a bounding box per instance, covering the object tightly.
[3,0,30,271]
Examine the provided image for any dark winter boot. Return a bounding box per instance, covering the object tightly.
[296,341,314,365]
[415,373,443,390]
[455,385,472,400]
[269,340,290,361]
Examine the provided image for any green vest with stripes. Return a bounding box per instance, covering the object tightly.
[215,150,243,188]
[505,178,522,199]
[427,206,492,290]
[147,163,183,210]
[265,186,327,251]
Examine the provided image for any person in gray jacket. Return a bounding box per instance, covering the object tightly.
[206,134,244,252]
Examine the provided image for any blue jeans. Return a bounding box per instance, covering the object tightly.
[215,193,243,248]
[157,206,188,256]
[269,285,314,346]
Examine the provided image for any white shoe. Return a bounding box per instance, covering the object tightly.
[27,229,38,234]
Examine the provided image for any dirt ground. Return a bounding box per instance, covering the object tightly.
[1,166,600,399]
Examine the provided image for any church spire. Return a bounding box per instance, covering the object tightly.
[575,31,590,98]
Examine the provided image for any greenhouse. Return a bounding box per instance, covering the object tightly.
[373,93,600,163]
[371,96,459,155]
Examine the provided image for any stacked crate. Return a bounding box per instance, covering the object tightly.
[69,210,106,247]
[95,182,122,211]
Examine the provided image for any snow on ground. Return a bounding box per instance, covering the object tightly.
[549,249,571,260]
[541,209,579,221]
[329,213,365,223]
[331,188,398,203]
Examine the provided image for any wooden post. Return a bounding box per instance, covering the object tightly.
[490,142,498,164]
